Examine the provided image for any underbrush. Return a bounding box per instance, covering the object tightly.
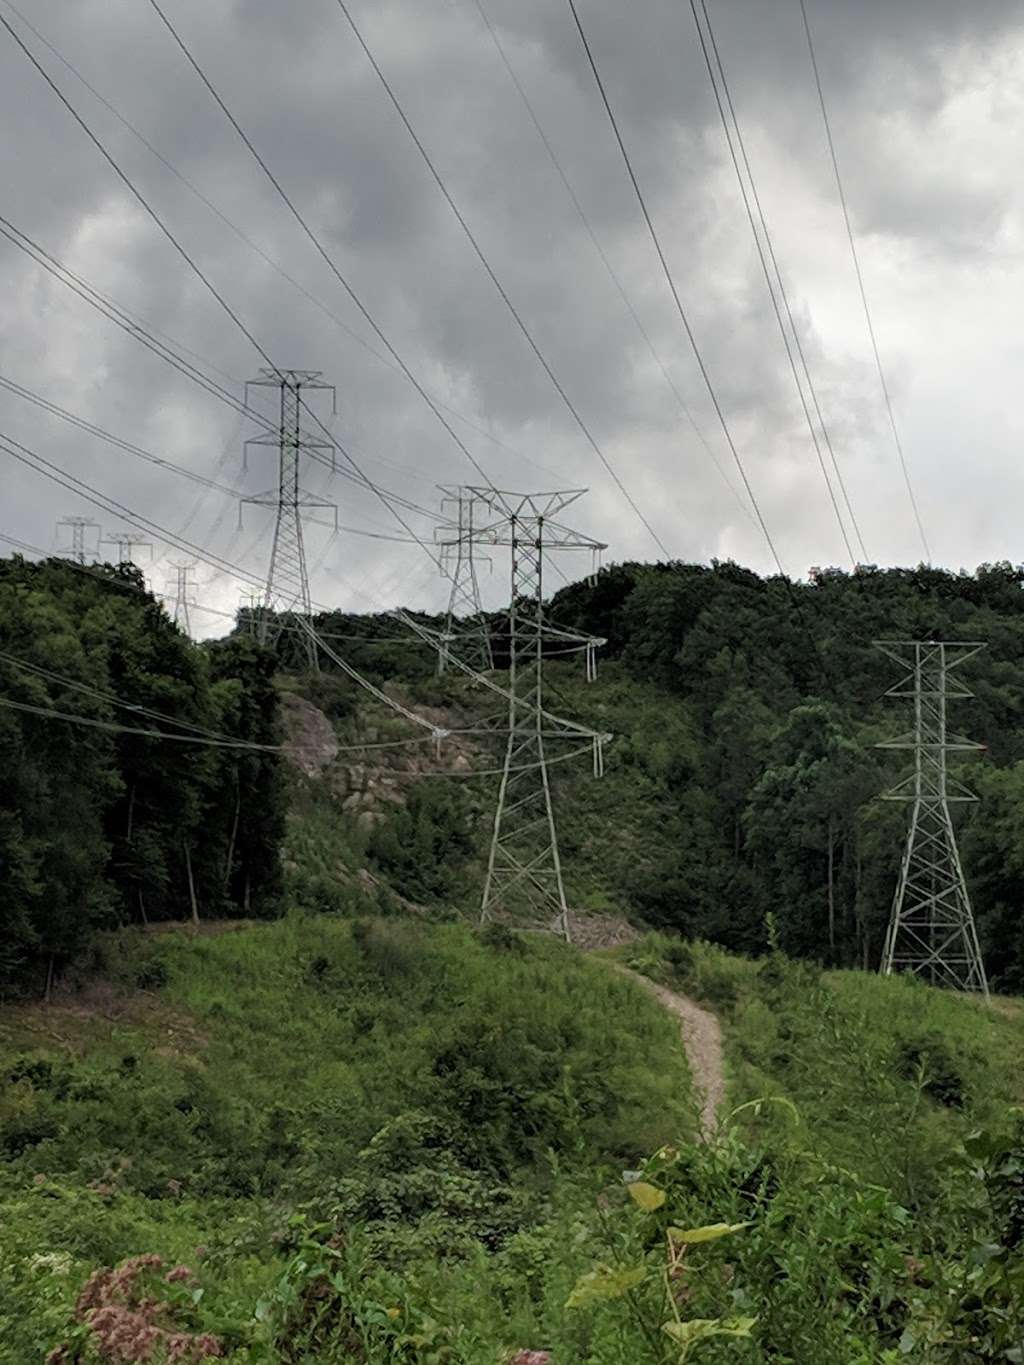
[4,922,1023,1361]
[626,933,1024,1204]
[0,918,693,1360]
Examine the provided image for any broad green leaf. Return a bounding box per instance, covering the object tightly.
[565,1263,647,1309]
[663,1316,756,1345]
[667,1221,752,1244]
[627,1181,666,1212]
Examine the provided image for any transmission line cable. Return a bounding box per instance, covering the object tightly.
[0,649,277,743]
[796,0,930,564]
[0,439,563,729]
[0,371,434,544]
[0,20,455,586]
[565,0,836,691]
[0,28,502,602]
[0,528,428,645]
[470,0,752,526]
[0,692,593,777]
[691,0,865,566]
[2,17,575,646]
[0,459,449,727]
[331,0,670,557]
[142,0,503,492]
[0,693,448,754]
[564,0,787,578]
[138,0,633,585]
[0,217,445,531]
[1,432,436,635]
[0,12,280,372]
[0,0,567,489]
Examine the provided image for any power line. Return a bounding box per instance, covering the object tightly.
[797,0,930,564]
[0,11,277,370]
[3,14,577,641]
[564,0,788,580]
[140,0,638,586]
[143,0,498,490]
[0,0,567,490]
[0,219,446,530]
[0,21,455,580]
[469,0,753,527]
[565,0,836,692]
[0,31,482,599]
[691,0,865,566]
[0,692,447,755]
[0,691,593,777]
[0,527,430,646]
[333,0,670,558]
[0,370,428,545]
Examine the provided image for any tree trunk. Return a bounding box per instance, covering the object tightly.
[184,842,200,926]
[243,873,251,916]
[138,887,148,927]
[854,843,869,970]
[126,782,136,842]
[224,768,241,891]
[827,814,836,958]
[44,954,54,1004]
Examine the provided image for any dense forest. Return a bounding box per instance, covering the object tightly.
[290,559,1024,992]
[0,556,285,996]
[4,554,1024,995]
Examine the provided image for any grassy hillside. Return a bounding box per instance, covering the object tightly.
[0,917,694,1362]
[3,920,1023,1361]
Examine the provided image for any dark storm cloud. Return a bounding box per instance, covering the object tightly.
[2,0,1024,625]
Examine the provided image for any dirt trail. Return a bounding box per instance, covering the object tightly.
[616,967,725,1140]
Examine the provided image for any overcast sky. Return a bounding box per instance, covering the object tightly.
[2,0,1023,632]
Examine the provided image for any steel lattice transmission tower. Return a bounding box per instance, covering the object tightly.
[434,485,494,674]
[240,370,337,670]
[166,562,198,635]
[876,640,988,997]
[459,488,606,939]
[56,516,100,564]
[101,530,152,566]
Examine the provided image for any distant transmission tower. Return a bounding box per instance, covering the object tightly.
[101,530,152,566]
[876,640,988,997]
[166,562,198,635]
[435,485,494,674]
[461,488,606,939]
[56,516,100,564]
[241,369,337,670]
[238,589,262,639]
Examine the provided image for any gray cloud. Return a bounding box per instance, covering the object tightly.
[3,0,1024,631]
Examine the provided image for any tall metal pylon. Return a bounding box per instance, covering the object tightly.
[876,640,989,997]
[460,488,606,939]
[101,530,152,566]
[56,516,100,564]
[166,562,198,636]
[434,485,494,674]
[240,369,337,670]
[238,590,261,639]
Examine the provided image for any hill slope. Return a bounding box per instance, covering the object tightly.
[3,922,1023,1362]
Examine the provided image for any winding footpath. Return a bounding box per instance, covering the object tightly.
[616,967,725,1140]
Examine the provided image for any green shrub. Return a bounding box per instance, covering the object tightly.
[896,1031,970,1108]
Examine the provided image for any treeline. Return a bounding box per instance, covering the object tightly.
[0,557,285,996]
[549,560,1024,989]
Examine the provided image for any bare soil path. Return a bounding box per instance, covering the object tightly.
[615,966,725,1140]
